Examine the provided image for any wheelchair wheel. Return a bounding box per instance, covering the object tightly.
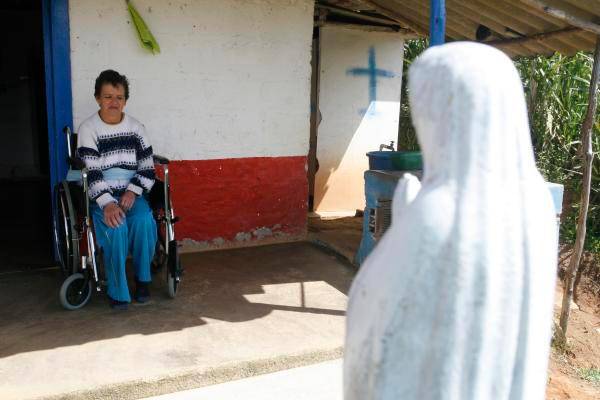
[59,273,92,310]
[167,271,178,298]
[53,182,79,276]
[167,240,181,298]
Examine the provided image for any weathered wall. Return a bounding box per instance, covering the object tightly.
[315,27,404,214]
[69,0,315,248]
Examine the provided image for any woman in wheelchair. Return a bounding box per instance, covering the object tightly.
[55,69,181,310]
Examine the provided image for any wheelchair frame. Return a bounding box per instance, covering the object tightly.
[54,127,182,310]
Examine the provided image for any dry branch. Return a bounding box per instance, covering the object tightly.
[558,35,600,338]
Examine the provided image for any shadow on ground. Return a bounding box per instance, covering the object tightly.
[0,242,355,359]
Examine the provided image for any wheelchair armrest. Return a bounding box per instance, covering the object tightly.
[68,156,86,170]
[153,154,170,165]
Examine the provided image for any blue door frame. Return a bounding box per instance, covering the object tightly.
[42,0,72,193]
[42,0,73,260]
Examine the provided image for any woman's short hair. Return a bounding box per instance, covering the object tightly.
[94,69,130,100]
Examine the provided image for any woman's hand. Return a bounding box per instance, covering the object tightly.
[104,202,125,228]
[119,191,137,212]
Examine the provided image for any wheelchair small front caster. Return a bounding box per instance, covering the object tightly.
[167,270,179,298]
[167,240,181,298]
[59,273,92,310]
[151,242,166,275]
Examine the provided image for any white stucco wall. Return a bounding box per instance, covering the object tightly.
[69,0,314,160]
[315,27,405,213]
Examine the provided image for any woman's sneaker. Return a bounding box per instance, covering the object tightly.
[135,280,151,303]
[108,296,129,310]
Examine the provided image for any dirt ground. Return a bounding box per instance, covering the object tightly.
[547,249,600,399]
[310,217,600,399]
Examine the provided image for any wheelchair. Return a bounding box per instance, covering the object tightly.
[53,127,183,310]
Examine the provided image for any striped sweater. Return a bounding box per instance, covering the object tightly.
[77,112,155,208]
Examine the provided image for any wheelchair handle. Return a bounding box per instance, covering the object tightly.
[63,126,73,158]
[68,156,85,170]
[153,154,170,165]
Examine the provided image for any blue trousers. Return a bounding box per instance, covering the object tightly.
[91,196,157,302]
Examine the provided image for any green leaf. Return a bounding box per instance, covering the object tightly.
[127,1,160,54]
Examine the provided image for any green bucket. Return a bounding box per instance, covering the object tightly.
[390,151,423,171]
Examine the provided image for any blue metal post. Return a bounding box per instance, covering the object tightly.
[430,0,446,46]
[43,0,73,189]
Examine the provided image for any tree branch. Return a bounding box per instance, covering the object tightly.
[558,35,600,339]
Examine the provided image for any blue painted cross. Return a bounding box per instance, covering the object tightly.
[347,47,395,107]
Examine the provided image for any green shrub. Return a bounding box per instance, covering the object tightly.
[398,39,427,151]
[515,52,600,250]
[400,40,600,250]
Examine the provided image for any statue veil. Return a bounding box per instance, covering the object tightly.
[344,42,557,400]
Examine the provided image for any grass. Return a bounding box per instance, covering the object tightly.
[576,367,600,385]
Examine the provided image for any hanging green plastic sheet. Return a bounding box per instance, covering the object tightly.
[126,0,160,54]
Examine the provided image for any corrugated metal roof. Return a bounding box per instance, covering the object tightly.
[318,0,600,57]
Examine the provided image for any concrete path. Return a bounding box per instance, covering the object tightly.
[143,359,343,400]
[0,242,354,400]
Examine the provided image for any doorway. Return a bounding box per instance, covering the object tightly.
[0,0,52,271]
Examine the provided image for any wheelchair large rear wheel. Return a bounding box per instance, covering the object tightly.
[53,182,79,276]
[60,273,92,310]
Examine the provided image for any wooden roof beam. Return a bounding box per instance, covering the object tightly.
[316,3,403,27]
[357,0,429,36]
[520,0,600,35]
[486,26,581,46]
[452,0,572,54]
[317,20,403,33]
[496,0,593,50]
[441,0,556,55]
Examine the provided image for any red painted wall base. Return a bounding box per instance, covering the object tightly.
[167,156,308,247]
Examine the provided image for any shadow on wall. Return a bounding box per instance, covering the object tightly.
[314,100,400,213]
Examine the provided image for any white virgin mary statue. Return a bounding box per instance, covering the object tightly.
[344,42,557,400]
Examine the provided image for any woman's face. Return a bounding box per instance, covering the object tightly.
[96,83,127,124]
